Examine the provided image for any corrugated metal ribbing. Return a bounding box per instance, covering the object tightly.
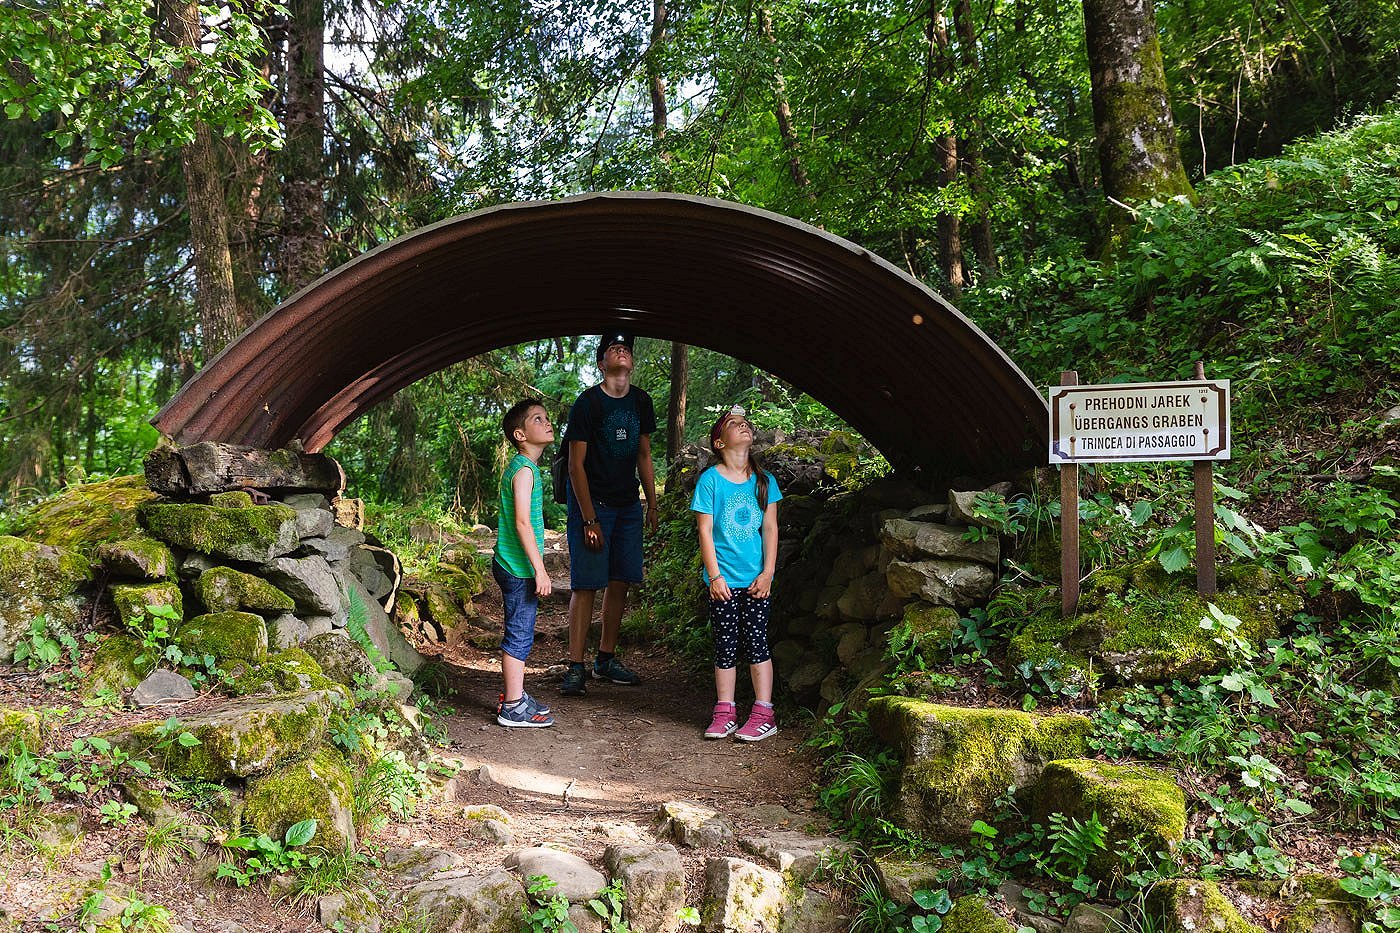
[153,192,1048,475]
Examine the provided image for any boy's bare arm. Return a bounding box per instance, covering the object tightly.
[638,434,659,531]
[568,439,604,551]
[511,467,551,597]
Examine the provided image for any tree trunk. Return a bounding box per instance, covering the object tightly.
[758,7,816,203]
[160,0,244,357]
[280,0,327,293]
[1083,0,1193,228]
[666,341,688,466]
[953,0,997,277]
[650,0,688,466]
[928,2,966,294]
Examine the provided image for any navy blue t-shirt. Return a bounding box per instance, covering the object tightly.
[565,385,657,504]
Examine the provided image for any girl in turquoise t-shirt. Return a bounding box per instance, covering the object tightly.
[690,408,784,742]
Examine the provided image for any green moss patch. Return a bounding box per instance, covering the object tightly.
[244,744,356,851]
[1148,879,1265,933]
[230,648,345,698]
[1030,759,1186,879]
[868,697,1091,841]
[86,634,149,696]
[97,535,174,581]
[12,475,157,556]
[138,500,298,564]
[175,611,268,663]
[1008,562,1301,686]
[110,582,182,632]
[943,895,1016,933]
[0,535,90,662]
[195,567,295,614]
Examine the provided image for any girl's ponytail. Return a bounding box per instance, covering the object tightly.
[749,451,770,512]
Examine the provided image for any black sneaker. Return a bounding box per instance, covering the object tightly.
[593,656,641,685]
[560,663,588,696]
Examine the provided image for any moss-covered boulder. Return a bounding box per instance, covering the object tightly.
[175,610,268,663]
[1280,875,1366,933]
[868,697,1092,841]
[137,499,298,564]
[1147,880,1266,933]
[86,634,149,696]
[402,869,528,933]
[12,475,157,555]
[109,582,182,632]
[0,707,47,754]
[244,745,356,851]
[895,602,962,666]
[942,895,1017,933]
[1028,759,1186,879]
[0,535,90,663]
[1007,563,1301,687]
[229,648,345,698]
[114,688,339,780]
[194,567,295,614]
[303,632,377,686]
[97,535,175,581]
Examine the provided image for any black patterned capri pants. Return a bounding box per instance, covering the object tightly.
[709,589,773,669]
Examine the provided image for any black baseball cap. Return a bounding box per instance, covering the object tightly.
[596,331,634,361]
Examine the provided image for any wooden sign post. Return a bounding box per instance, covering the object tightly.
[1049,366,1231,616]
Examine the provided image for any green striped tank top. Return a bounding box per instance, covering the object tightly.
[494,453,545,579]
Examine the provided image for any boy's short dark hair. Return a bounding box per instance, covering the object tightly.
[502,397,546,449]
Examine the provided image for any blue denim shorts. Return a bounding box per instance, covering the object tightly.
[492,559,538,661]
[566,491,645,591]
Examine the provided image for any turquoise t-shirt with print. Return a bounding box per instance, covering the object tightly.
[690,467,783,587]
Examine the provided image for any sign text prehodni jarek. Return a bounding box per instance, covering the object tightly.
[1049,380,1231,464]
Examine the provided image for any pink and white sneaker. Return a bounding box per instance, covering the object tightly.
[704,702,737,739]
[735,704,778,742]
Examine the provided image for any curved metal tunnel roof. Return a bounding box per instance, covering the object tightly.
[153,192,1049,476]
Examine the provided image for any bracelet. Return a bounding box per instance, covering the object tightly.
[583,518,600,527]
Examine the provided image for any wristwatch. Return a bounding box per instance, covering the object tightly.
[583,517,600,527]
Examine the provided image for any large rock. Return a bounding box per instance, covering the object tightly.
[337,568,424,676]
[114,688,338,780]
[109,582,182,632]
[303,633,377,686]
[348,545,400,602]
[86,634,149,696]
[380,846,466,884]
[402,870,526,933]
[0,535,90,664]
[1028,759,1186,879]
[97,536,175,581]
[260,555,343,617]
[11,475,156,555]
[138,500,299,564]
[504,847,606,903]
[739,831,848,881]
[657,800,735,848]
[881,519,1001,566]
[1147,879,1265,933]
[887,559,995,608]
[868,697,1091,841]
[604,844,686,933]
[143,443,345,497]
[703,857,787,932]
[195,567,295,614]
[175,611,269,663]
[131,670,197,708]
[244,745,357,851]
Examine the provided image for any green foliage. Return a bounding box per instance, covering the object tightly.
[11,614,80,672]
[1339,850,1400,933]
[588,880,632,933]
[522,875,577,933]
[216,819,321,888]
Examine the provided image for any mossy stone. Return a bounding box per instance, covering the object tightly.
[97,535,175,581]
[194,567,295,614]
[87,634,150,695]
[244,744,356,851]
[868,697,1091,841]
[12,475,157,556]
[229,648,346,699]
[0,535,91,663]
[209,491,254,509]
[1007,564,1300,686]
[175,611,268,663]
[1280,874,1366,933]
[109,582,183,632]
[942,895,1016,933]
[137,500,298,564]
[114,688,338,780]
[1029,759,1186,879]
[1147,879,1265,933]
[899,602,962,665]
[0,707,46,754]
[303,632,376,687]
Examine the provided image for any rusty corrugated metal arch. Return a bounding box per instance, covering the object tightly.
[153,191,1049,475]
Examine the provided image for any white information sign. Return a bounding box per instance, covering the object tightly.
[1049,380,1231,464]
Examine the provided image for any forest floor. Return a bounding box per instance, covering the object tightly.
[0,583,825,932]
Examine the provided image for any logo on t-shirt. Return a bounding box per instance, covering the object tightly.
[601,408,640,459]
[720,489,763,542]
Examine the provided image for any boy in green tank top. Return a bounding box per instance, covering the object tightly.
[492,398,556,727]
